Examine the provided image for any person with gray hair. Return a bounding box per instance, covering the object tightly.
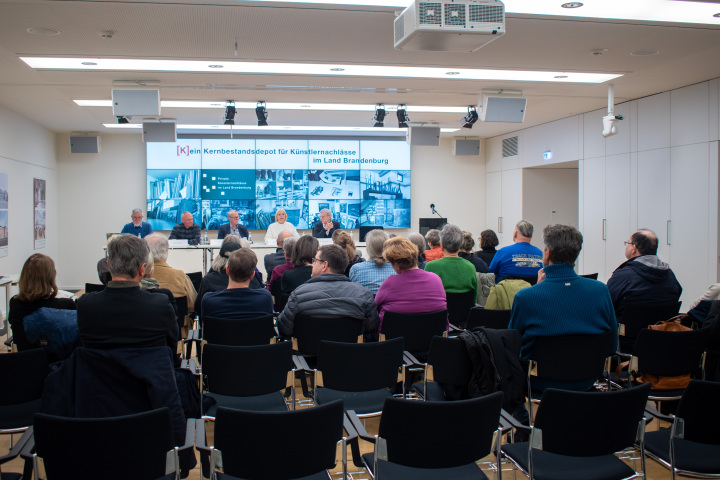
[488,219,543,283]
[424,224,478,301]
[217,209,249,240]
[312,208,340,238]
[459,231,490,273]
[349,229,395,295]
[408,232,428,269]
[424,228,443,261]
[120,208,153,238]
[145,233,197,314]
[77,233,178,350]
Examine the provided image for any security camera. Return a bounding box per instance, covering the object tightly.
[602,114,623,138]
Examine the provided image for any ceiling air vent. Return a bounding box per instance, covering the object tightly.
[502,136,518,157]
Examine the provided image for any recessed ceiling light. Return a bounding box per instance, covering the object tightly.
[300,105,311,108]
[446,72,460,75]
[631,49,659,56]
[103,123,411,135]
[208,64,224,68]
[81,61,98,66]
[713,13,720,17]
[27,27,60,36]
[554,75,568,79]
[561,2,583,8]
[24,57,622,83]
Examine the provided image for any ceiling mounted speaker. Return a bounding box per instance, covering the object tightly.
[408,126,440,146]
[480,94,527,123]
[452,138,480,155]
[112,89,161,117]
[69,136,101,153]
[142,120,176,142]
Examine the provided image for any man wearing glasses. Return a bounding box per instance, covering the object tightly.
[120,208,153,238]
[218,209,249,240]
[607,229,682,317]
[277,243,379,337]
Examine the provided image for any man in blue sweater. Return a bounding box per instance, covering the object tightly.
[120,208,153,238]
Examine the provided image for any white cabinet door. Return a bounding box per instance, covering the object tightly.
[501,169,522,248]
[637,148,671,262]
[605,154,632,278]
[485,171,502,240]
[582,157,607,279]
[670,143,711,308]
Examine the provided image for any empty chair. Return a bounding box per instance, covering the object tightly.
[501,384,651,480]
[202,314,277,346]
[198,400,347,480]
[201,342,295,417]
[618,301,681,354]
[292,314,364,356]
[351,393,504,479]
[314,338,405,416]
[446,290,476,328]
[32,408,182,480]
[644,380,720,479]
[466,307,511,330]
[412,335,473,401]
[379,309,448,354]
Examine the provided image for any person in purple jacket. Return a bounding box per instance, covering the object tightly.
[375,236,447,331]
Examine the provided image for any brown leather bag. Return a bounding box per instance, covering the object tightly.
[633,317,693,390]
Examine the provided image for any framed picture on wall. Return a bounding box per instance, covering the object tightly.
[33,178,45,250]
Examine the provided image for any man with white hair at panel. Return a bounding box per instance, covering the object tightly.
[120,208,153,238]
[312,208,341,238]
[217,209,249,240]
[146,233,197,315]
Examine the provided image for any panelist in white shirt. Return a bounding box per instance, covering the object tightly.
[264,209,299,245]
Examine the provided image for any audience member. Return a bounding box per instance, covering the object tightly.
[277,244,379,336]
[488,220,543,282]
[333,230,364,276]
[267,237,297,296]
[424,224,478,300]
[606,229,682,317]
[280,235,318,297]
[312,208,340,238]
[9,253,76,352]
[349,229,395,295]
[120,208,153,238]
[459,231,490,273]
[77,234,177,350]
[146,233,197,314]
[139,252,178,318]
[264,230,293,278]
[169,211,201,245]
[424,229,443,261]
[688,283,720,310]
[201,249,274,319]
[476,229,499,266]
[375,237,447,330]
[509,224,617,387]
[217,209,249,239]
[408,232,428,269]
[264,208,299,244]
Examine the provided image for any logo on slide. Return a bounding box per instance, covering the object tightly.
[177,145,190,156]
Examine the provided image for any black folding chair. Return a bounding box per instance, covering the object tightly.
[314,338,405,416]
[644,380,720,479]
[184,314,277,360]
[379,309,448,355]
[83,283,105,293]
[412,335,473,401]
[501,384,651,480]
[31,408,185,480]
[446,290,476,329]
[350,393,505,479]
[579,272,599,280]
[196,400,348,480]
[466,307,511,330]
[618,301,682,354]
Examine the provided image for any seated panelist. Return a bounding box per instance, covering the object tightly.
[264,209,299,245]
[169,211,201,245]
[218,209,249,240]
[120,208,153,238]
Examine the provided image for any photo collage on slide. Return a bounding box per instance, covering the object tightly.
[146,139,411,232]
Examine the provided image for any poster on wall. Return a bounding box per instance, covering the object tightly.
[0,173,7,257]
[33,178,46,250]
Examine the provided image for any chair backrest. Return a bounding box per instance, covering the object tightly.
[579,273,599,280]
[202,342,292,396]
[202,314,276,346]
[84,282,105,293]
[0,348,49,408]
[214,400,344,480]
[380,309,447,352]
[530,330,615,384]
[378,393,503,469]
[187,271,203,293]
[174,295,188,330]
[445,290,476,328]
[466,307,511,330]
[535,384,650,457]
[504,275,538,286]
[632,328,707,377]
[676,380,720,445]
[293,314,364,356]
[427,336,473,395]
[34,408,175,480]
[619,301,682,353]
[317,338,404,392]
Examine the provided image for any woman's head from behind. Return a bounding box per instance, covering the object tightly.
[383,237,419,273]
[332,230,356,263]
[18,253,58,302]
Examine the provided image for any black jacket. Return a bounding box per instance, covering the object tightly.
[312,220,341,238]
[607,255,682,317]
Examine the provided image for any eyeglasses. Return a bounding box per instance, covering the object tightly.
[623,241,634,246]
[311,257,325,264]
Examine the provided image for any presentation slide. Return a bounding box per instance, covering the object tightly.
[146,139,411,232]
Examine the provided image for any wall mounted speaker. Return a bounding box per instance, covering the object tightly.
[69,136,101,153]
[408,126,440,146]
[480,95,527,123]
[112,89,161,117]
[452,139,481,155]
[142,120,176,142]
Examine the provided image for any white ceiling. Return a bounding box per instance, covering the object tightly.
[0,0,719,138]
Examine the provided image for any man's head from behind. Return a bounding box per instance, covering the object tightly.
[626,229,658,259]
[181,211,194,228]
[439,224,463,254]
[107,234,150,281]
[514,220,534,242]
[277,230,293,248]
[226,248,257,284]
[542,224,583,266]
[145,233,169,262]
[312,244,348,277]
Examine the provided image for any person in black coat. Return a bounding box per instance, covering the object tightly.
[312,208,340,238]
[217,209,249,239]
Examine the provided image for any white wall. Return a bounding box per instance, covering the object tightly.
[55,134,486,288]
[0,106,59,317]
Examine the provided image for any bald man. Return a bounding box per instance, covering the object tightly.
[264,230,294,278]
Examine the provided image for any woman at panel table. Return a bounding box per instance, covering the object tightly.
[264,209,299,245]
